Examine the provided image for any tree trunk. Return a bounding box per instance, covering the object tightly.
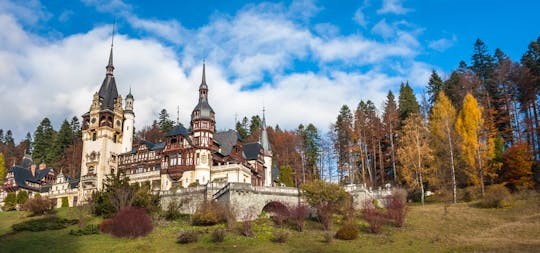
[390,128,397,184]
[446,123,457,204]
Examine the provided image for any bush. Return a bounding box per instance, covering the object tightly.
[211,228,226,243]
[362,199,385,234]
[164,198,184,220]
[188,182,200,187]
[241,220,254,237]
[289,204,310,232]
[263,202,289,227]
[90,191,115,218]
[177,230,200,244]
[272,229,288,243]
[386,192,408,227]
[3,192,17,211]
[98,218,114,234]
[191,201,227,226]
[61,197,69,207]
[70,224,99,236]
[16,191,29,205]
[335,223,359,240]
[462,187,479,202]
[323,232,333,243]
[99,207,153,238]
[12,217,77,232]
[479,184,512,208]
[22,196,53,216]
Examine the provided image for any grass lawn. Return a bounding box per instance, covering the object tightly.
[0,193,539,253]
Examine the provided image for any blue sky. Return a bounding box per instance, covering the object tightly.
[0,0,538,140]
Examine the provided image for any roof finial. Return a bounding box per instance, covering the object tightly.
[106,20,116,75]
[201,60,206,85]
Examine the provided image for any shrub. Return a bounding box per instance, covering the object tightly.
[479,184,512,208]
[241,220,254,237]
[100,207,153,238]
[463,187,478,202]
[69,224,99,236]
[177,230,200,244]
[362,199,385,234]
[22,196,53,216]
[323,232,333,243]
[289,204,310,232]
[132,182,161,214]
[188,182,200,187]
[12,217,77,232]
[3,192,17,211]
[392,188,408,205]
[335,223,359,240]
[386,192,408,227]
[211,228,226,243]
[191,201,227,226]
[61,197,69,207]
[300,180,350,231]
[16,191,29,205]
[99,218,114,234]
[272,229,288,243]
[263,202,289,227]
[164,199,184,221]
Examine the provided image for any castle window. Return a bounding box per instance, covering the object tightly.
[92,132,96,141]
[113,134,117,143]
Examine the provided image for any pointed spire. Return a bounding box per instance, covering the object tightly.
[201,60,207,87]
[260,106,271,152]
[106,22,116,75]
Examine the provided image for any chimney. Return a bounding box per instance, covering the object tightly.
[39,163,47,170]
[30,164,37,177]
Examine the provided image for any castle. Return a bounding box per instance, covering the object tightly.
[1,42,275,208]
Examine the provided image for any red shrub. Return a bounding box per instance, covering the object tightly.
[99,218,114,234]
[289,204,310,232]
[263,201,290,227]
[100,207,153,238]
[386,194,408,227]
[362,199,385,233]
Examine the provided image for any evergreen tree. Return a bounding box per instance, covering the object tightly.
[279,165,294,187]
[4,130,14,146]
[427,70,445,106]
[520,36,540,159]
[235,119,248,141]
[334,105,353,183]
[70,116,82,141]
[0,153,5,184]
[33,117,57,164]
[23,132,33,154]
[471,38,495,82]
[249,115,262,141]
[53,120,74,164]
[298,123,321,180]
[0,129,4,144]
[398,82,420,123]
[158,109,174,133]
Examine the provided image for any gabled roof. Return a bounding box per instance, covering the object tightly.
[214,130,240,156]
[8,166,53,191]
[243,142,262,160]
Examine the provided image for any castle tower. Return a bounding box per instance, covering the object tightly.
[190,62,215,185]
[121,89,134,153]
[79,40,125,201]
[260,108,273,186]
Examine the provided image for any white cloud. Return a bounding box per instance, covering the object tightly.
[353,8,368,28]
[377,0,412,15]
[372,19,394,38]
[0,0,433,141]
[428,34,458,52]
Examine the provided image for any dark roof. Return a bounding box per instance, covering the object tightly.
[98,75,118,110]
[128,140,165,154]
[214,130,239,156]
[166,124,190,137]
[243,142,262,160]
[192,99,214,120]
[8,166,53,191]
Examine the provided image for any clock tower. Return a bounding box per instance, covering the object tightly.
[79,43,125,201]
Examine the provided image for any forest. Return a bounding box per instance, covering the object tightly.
[0,37,538,201]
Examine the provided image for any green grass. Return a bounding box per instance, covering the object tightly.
[0,192,539,253]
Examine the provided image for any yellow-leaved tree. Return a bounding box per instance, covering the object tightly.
[397,113,433,205]
[429,91,458,203]
[0,152,5,184]
[455,93,495,196]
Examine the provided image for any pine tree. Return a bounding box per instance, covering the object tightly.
[235,119,248,141]
[429,91,458,203]
[397,113,432,205]
[427,70,445,106]
[298,123,321,180]
[33,117,57,165]
[248,115,262,141]
[398,82,420,123]
[53,120,74,166]
[520,36,540,160]
[4,130,14,146]
[334,105,353,183]
[158,109,174,133]
[0,129,4,144]
[70,116,82,141]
